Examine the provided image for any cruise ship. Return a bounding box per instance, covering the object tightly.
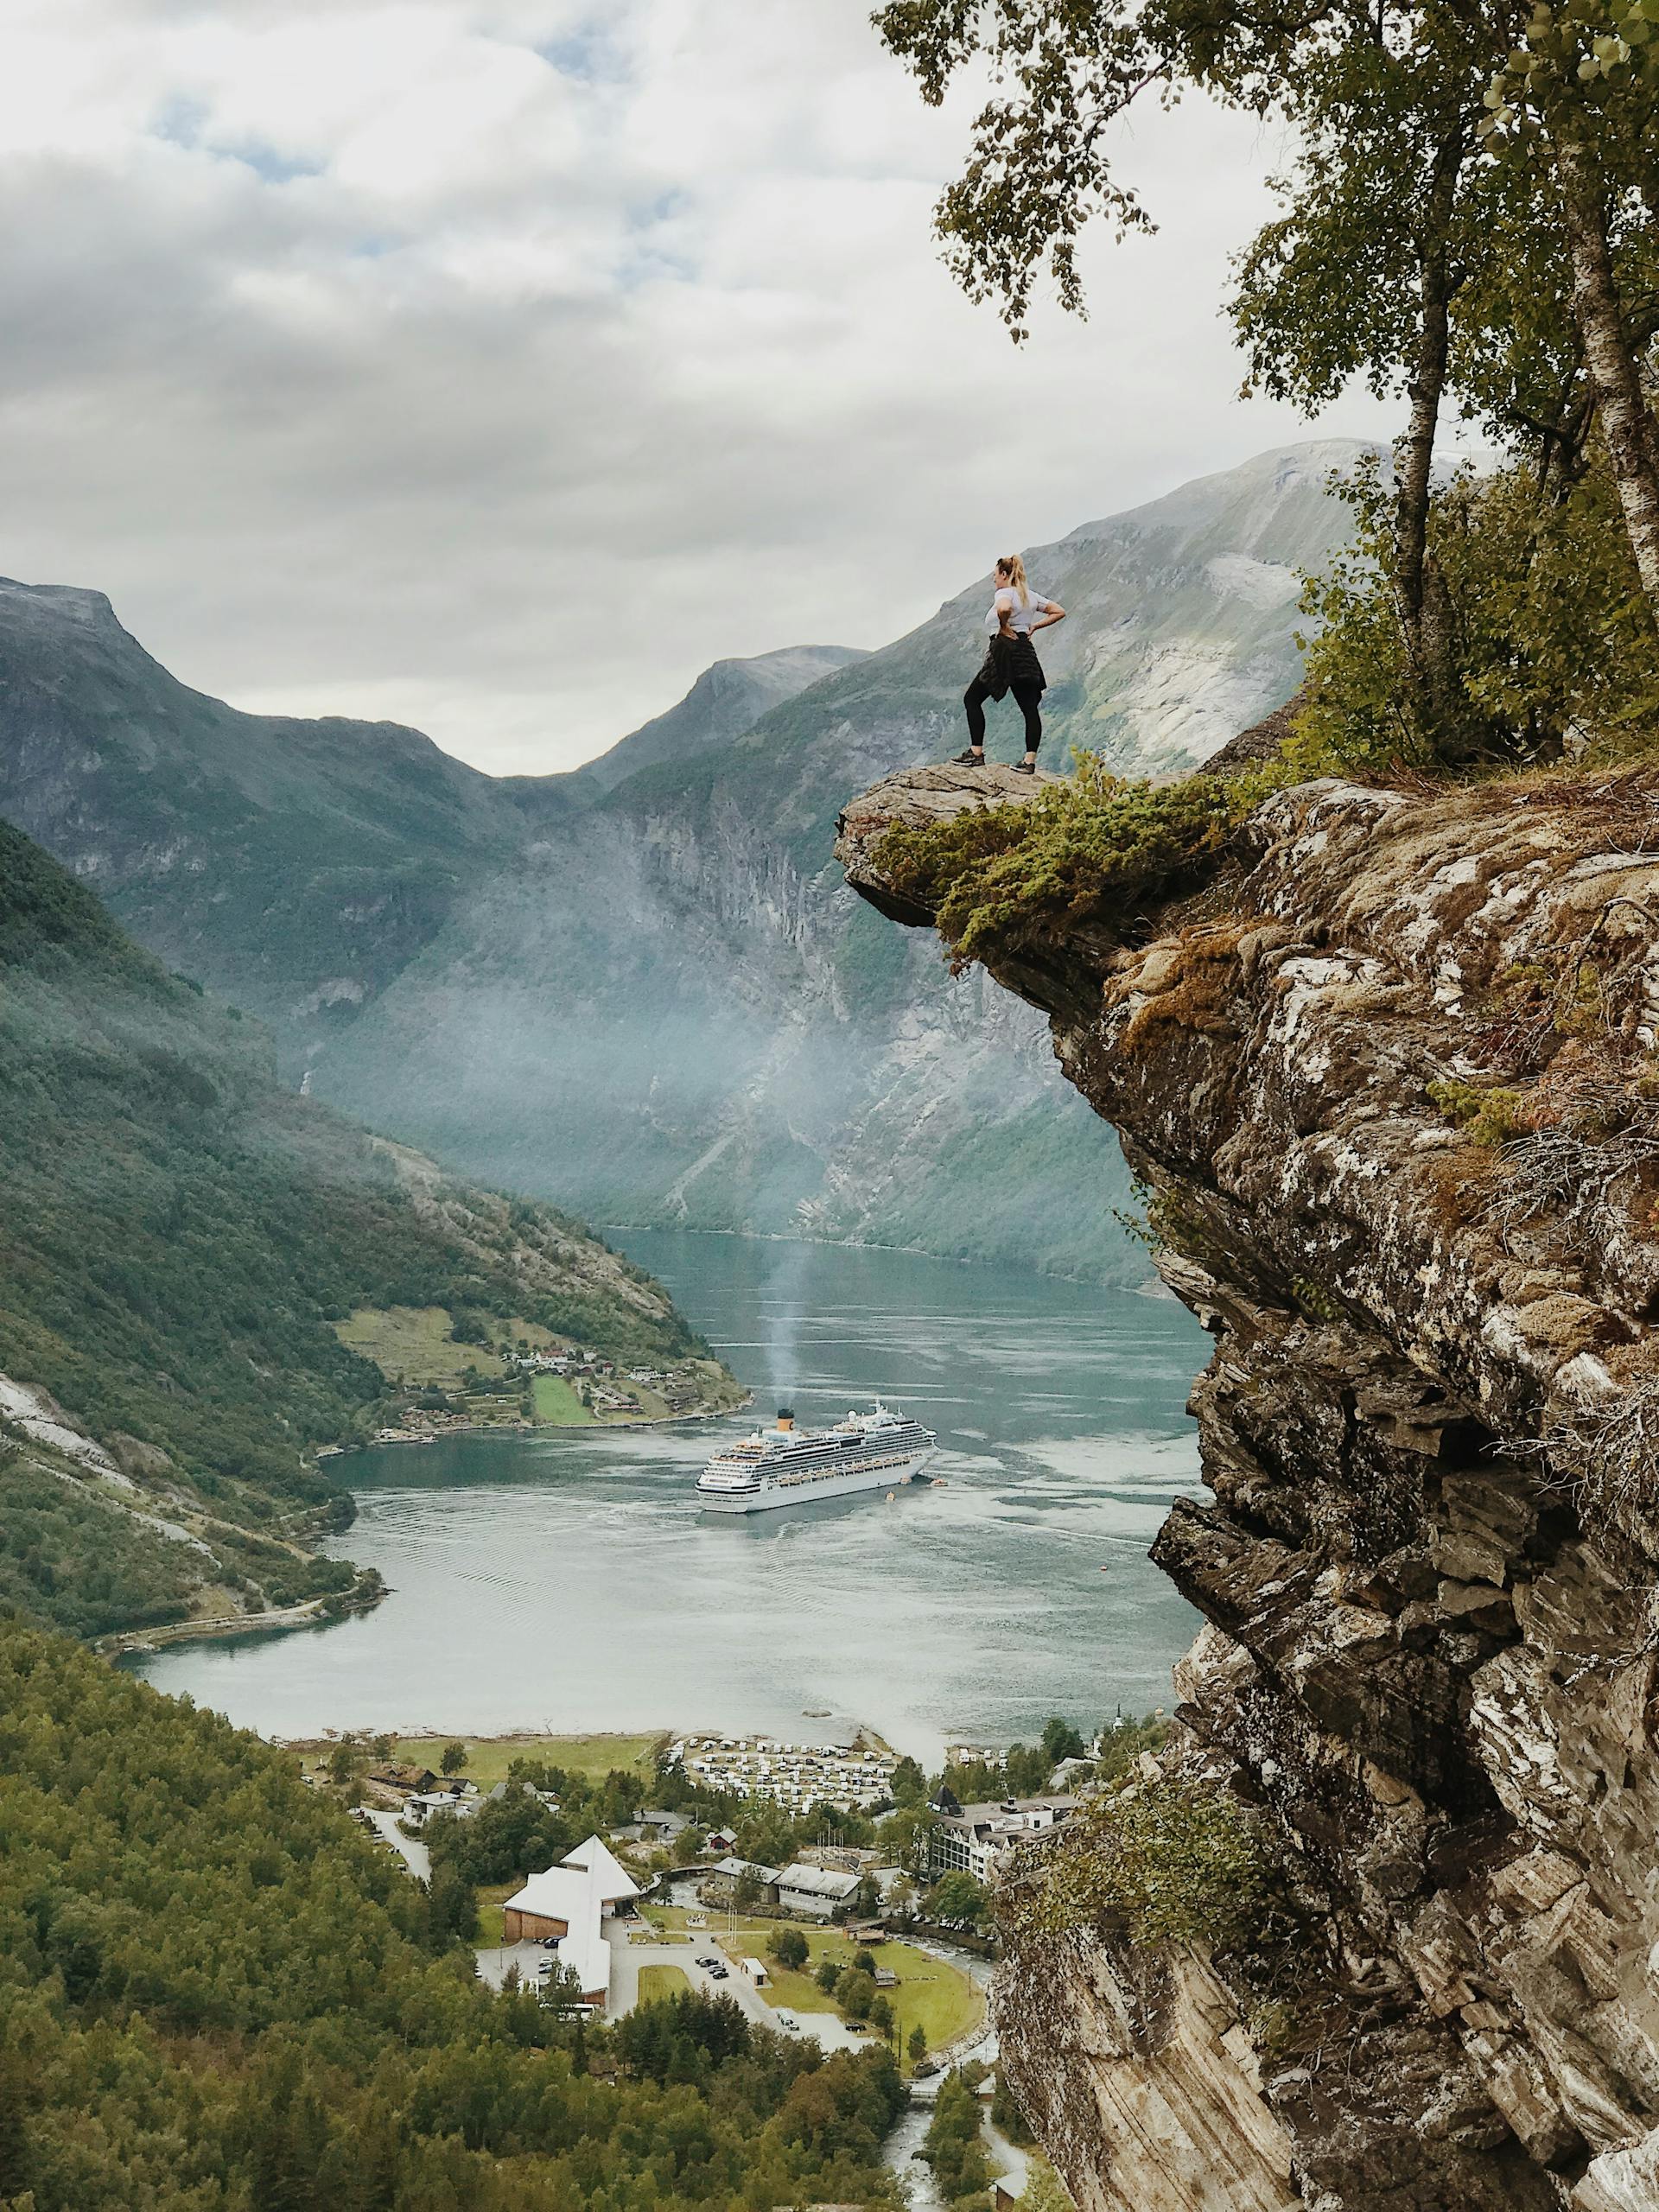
[696,1402,937,1514]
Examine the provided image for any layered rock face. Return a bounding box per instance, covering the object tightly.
[837,765,1659,2211]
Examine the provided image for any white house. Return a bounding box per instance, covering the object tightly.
[774,1863,861,1920]
[928,1796,1078,1884]
[404,1788,475,1827]
[500,1836,640,2007]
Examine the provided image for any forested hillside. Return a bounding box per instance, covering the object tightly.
[0,820,734,1643]
[0,1623,906,2211]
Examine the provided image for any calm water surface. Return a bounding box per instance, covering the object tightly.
[134,1232,1211,1763]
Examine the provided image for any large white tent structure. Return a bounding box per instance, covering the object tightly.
[501,1835,640,2005]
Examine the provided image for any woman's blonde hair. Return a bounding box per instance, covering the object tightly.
[997,553,1031,607]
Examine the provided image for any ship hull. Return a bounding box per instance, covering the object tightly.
[697,1448,936,1514]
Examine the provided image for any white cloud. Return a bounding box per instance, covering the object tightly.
[0,0,1399,771]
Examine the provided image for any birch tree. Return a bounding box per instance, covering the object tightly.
[1482,2,1659,609]
[1228,25,1490,734]
[876,0,1659,629]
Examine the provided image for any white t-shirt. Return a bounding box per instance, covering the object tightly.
[984,586,1053,636]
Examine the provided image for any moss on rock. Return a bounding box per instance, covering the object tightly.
[1002,1779,1274,1955]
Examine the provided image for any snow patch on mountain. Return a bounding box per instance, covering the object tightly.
[1098,644,1302,766]
[1203,552,1302,609]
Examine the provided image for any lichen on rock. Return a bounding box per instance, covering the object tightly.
[837,756,1659,2211]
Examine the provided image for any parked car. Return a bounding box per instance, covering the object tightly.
[709,1966,728,1980]
[541,1936,561,1950]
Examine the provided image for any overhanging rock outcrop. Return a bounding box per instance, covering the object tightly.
[836,764,1659,2212]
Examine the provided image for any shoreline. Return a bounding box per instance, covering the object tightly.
[282,1725,670,1748]
[111,1393,760,1664]
[607,1217,1158,1295]
[340,1391,753,1457]
[99,1568,385,1660]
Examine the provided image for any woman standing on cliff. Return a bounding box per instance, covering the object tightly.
[954,555,1065,772]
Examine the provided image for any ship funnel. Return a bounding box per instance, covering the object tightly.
[776,1406,795,1431]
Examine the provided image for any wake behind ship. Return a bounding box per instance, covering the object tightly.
[696,1402,937,1514]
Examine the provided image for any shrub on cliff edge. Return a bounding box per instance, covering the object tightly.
[874,757,1287,970]
[1291,455,1659,779]
[1004,1779,1272,1955]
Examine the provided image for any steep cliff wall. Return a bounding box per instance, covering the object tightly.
[837,763,1659,2211]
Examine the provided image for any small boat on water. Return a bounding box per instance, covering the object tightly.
[696,1402,937,1515]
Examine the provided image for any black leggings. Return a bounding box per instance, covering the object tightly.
[964,677,1042,752]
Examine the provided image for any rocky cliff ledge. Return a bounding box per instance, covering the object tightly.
[836,762,1659,2212]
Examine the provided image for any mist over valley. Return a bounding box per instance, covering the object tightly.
[0,441,1363,1284]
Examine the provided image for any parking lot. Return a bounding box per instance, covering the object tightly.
[473,1921,869,2047]
[613,1928,872,2046]
[474,1936,580,1994]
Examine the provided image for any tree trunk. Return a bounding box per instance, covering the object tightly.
[1556,135,1659,613]
[1395,135,1461,738]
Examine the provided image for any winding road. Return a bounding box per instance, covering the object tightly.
[365,1806,430,1881]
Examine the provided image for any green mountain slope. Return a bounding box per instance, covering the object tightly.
[0,1620,906,2211]
[0,819,736,1643]
[0,582,856,1076]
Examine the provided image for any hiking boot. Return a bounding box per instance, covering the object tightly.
[952,748,986,766]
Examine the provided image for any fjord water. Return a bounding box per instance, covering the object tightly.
[134,1232,1211,1762]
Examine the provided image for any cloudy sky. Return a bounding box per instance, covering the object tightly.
[1,1,1400,773]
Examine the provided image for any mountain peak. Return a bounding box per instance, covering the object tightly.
[0,576,121,624]
[1064,436,1382,544]
[577,641,868,797]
